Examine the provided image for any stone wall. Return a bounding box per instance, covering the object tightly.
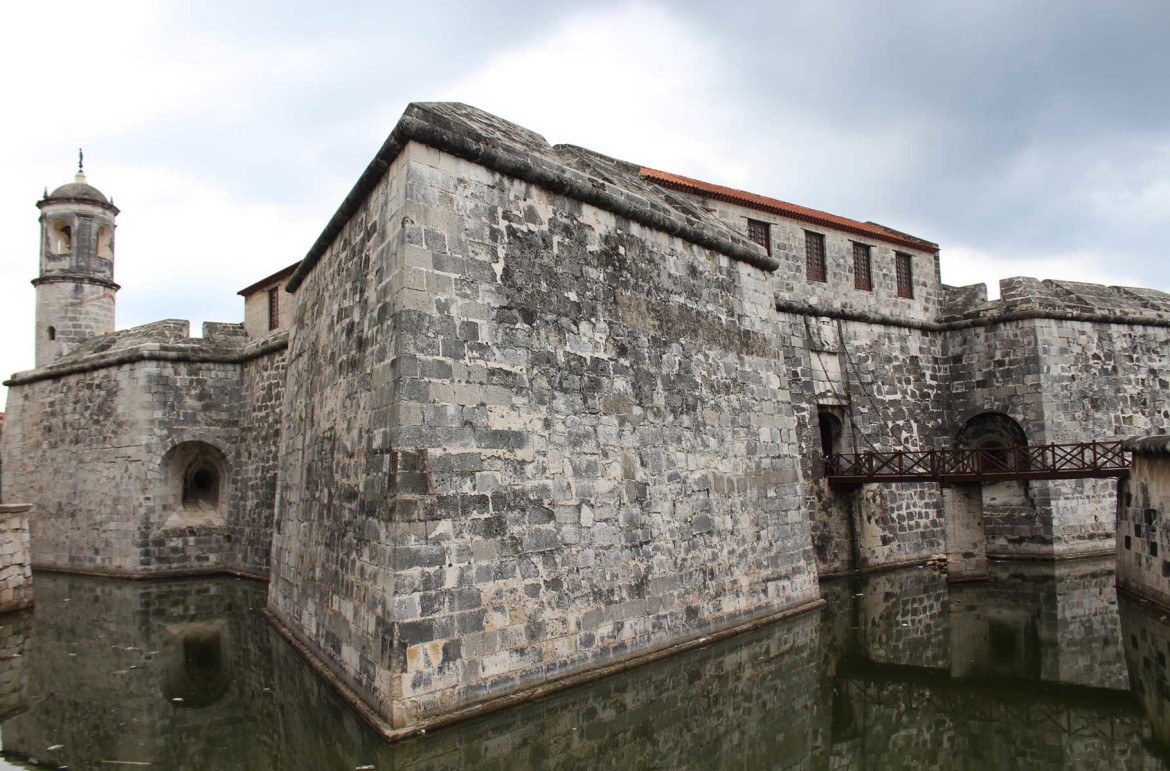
[268,103,821,732]
[229,343,287,576]
[0,505,32,613]
[669,176,946,576]
[943,316,1051,555]
[1117,435,1170,608]
[1034,317,1170,554]
[784,318,947,573]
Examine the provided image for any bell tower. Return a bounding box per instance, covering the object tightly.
[34,151,120,367]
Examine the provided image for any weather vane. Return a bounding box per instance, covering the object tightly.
[78,148,84,173]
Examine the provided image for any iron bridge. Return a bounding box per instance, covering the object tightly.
[825,440,1130,486]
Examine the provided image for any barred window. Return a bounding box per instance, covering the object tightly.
[853,243,872,291]
[805,231,826,282]
[896,252,914,298]
[747,219,771,254]
[267,286,280,331]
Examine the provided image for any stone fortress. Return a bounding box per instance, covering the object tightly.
[3,102,1170,737]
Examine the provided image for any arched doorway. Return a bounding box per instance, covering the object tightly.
[818,409,844,459]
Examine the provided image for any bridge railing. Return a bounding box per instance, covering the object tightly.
[825,441,1129,485]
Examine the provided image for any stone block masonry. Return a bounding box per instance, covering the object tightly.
[0,505,32,613]
[268,103,823,734]
[1117,435,1170,608]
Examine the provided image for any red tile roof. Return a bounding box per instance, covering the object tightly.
[640,167,937,252]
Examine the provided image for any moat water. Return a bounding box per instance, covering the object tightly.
[0,559,1168,770]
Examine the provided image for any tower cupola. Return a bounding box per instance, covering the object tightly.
[33,152,120,367]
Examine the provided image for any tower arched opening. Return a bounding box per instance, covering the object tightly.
[51,220,72,254]
[96,225,113,259]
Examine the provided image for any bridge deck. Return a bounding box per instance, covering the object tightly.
[825,440,1129,486]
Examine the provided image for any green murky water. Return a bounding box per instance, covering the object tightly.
[1,558,1167,769]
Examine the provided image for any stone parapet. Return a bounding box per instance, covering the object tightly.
[286,102,774,292]
[0,505,32,613]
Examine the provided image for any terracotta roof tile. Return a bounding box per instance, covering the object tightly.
[640,167,937,252]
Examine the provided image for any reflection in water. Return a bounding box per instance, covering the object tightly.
[164,621,230,708]
[0,561,1166,769]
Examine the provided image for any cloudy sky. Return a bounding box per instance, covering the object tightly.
[2,1,1169,402]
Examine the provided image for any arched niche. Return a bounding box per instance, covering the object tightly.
[160,441,229,528]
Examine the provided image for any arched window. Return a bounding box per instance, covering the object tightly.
[47,326,56,341]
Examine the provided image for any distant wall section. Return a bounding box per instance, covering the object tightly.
[0,321,286,577]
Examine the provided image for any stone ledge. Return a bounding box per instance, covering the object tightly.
[1124,435,1170,456]
[4,331,288,386]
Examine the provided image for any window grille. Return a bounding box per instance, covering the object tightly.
[267,286,280,331]
[805,231,826,282]
[896,252,914,298]
[747,219,771,254]
[853,243,872,291]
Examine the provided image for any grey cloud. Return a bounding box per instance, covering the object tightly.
[665,0,1170,286]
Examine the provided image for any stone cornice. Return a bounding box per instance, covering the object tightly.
[31,273,120,291]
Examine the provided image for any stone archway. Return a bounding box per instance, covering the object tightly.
[952,412,1039,568]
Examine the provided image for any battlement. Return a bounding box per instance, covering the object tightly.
[941,278,1170,325]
